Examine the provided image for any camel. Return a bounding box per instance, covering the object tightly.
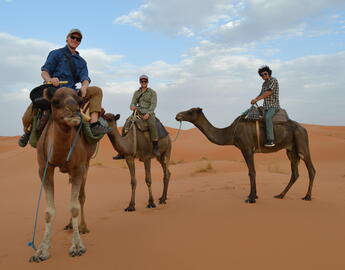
[105,113,171,211]
[29,87,96,262]
[175,108,316,203]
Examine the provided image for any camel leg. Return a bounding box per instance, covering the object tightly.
[64,169,89,233]
[275,149,300,199]
[125,157,137,211]
[29,167,55,263]
[241,149,257,203]
[158,155,171,204]
[301,154,316,201]
[144,159,156,208]
[68,170,86,257]
[78,165,90,234]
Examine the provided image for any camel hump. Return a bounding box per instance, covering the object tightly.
[124,116,169,139]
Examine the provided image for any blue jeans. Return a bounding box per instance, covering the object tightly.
[264,107,279,142]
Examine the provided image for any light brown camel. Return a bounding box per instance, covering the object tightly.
[176,108,316,203]
[29,87,96,262]
[105,113,171,211]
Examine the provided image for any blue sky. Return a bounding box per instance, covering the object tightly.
[0,0,345,135]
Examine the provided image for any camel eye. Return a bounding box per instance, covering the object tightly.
[188,111,193,116]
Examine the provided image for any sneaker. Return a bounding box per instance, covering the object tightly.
[18,132,30,147]
[90,122,112,137]
[264,141,275,147]
[113,154,125,160]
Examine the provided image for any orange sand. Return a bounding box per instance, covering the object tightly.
[0,124,345,269]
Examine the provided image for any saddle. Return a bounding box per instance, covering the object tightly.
[123,115,169,139]
[244,106,290,123]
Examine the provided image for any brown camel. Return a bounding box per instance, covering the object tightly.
[105,113,171,211]
[29,87,96,262]
[175,108,316,203]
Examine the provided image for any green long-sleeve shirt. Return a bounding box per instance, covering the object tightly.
[130,87,157,115]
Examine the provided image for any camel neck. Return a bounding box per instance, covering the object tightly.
[49,122,75,165]
[107,120,129,154]
[193,113,234,146]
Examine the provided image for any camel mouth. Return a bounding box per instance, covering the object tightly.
[64,115,81,127]
[175,114,183,121]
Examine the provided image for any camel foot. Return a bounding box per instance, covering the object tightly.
[124,205,136,212]
[29,249,50,263]
[274,194,285,199]
[64,223,73,230]
[147,201,156,208]
[245,198,256,203]
[159,197,167,204]
[78,224,90,234]
[302,195,312,201]
[69,244,86,257]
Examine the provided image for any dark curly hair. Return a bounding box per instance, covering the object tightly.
[258,65,272,76]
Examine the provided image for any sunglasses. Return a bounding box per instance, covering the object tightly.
[260,72,269,77]
[70,35,82,42]
[140,80,148,83]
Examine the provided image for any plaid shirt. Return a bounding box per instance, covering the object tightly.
[260,76,280,109]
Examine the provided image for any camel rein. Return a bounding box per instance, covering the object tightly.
[27,122,82,251]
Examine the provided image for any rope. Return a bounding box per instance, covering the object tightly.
[27,120,82,250]
[27,146,53,251]
[171,121,182,142]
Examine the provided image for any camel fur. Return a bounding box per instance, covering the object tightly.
[29,87,96,262]
[105,113,171,211]
[176,107,316,203]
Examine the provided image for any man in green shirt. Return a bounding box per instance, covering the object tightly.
[113,75,160,159]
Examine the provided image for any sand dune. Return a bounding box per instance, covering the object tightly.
[0,124,345,269]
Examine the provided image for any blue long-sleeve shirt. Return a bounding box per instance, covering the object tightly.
[41,45,90,89]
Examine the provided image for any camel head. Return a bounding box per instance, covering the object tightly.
[104,113,121,122]
[175,107,203,123]
[46,87,83,127]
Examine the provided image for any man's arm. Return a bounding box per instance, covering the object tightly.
[80,80,90,98]
[251,90,272,104]
[147,91,157,115]
[41,70,60,87]
[130,91,138,110]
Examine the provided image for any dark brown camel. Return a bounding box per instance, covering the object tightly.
[176,108,316,203]
[30,87,96,262]
[105,113,171,211]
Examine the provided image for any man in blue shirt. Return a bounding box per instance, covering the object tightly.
[19,29,109,147]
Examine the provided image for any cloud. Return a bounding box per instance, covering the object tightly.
[114,0,345,44]
[1,33,344,136]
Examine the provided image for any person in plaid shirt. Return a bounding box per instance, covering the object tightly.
[251,65,280,147]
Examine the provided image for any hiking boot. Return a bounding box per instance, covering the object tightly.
[90,122,112,137]
[264,141,275,147]
[113,154,125,160]
[152,141,160,157]
[18,132,30,147]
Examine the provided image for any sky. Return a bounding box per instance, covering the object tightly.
[0,0,345,135]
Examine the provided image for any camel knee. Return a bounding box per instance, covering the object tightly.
[45,209,55,223]
[248,171,256,178]
[71,207,79,218]
[79,193,86,204]
[145,179,152,187]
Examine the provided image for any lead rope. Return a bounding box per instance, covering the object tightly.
[27,146,53,251]
[171,121,182,142]
[28,121,82,250]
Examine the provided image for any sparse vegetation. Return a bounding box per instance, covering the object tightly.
[169,159,184,165]
[91,161,103,167]
[267,164,288,175]
[194,161,215,174]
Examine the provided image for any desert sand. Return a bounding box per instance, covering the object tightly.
[0,124,345,270]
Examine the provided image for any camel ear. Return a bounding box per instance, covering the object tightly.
[115,114,120,121]
[44,86,57,101]
[196,107,203,113]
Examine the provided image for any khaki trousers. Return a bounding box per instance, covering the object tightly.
[21,86,103,133]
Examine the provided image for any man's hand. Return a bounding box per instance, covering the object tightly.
[143,113,150,120]
[130,105,137,111]
[50,77,60,87]
[250,99,257,104]
[80,86,87,98]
